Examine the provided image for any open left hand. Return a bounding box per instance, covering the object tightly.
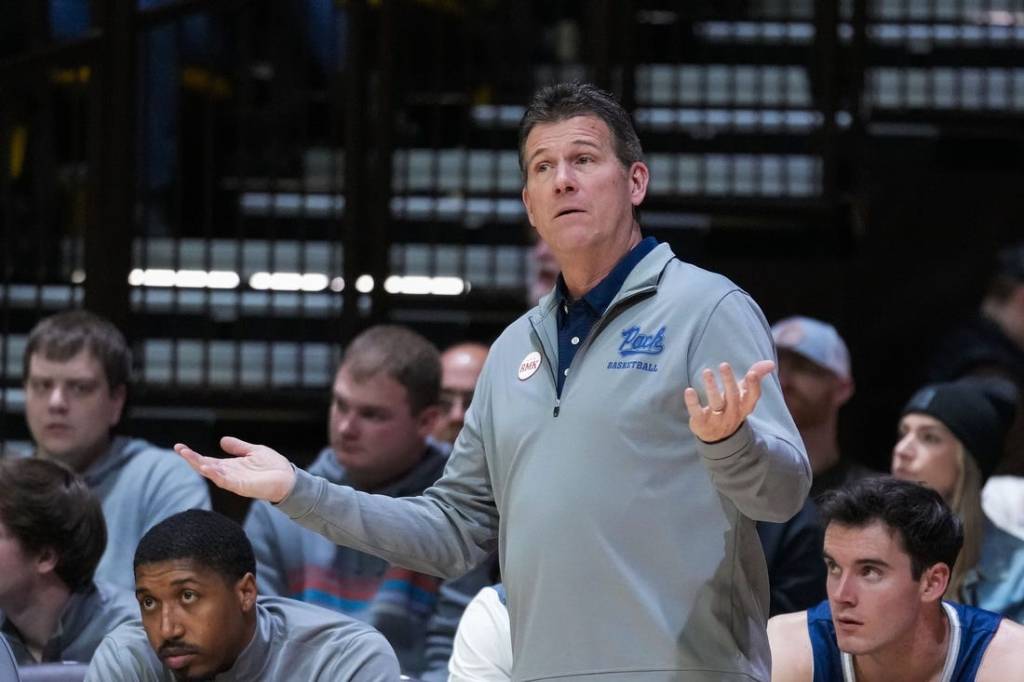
[684,360,775,442]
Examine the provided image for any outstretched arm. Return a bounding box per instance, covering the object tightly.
[175,392,500,580]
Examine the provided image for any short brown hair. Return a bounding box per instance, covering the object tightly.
[340,325,440,414]
[0,458,106,591]
[23,310,132,390]
[518,81,644,181]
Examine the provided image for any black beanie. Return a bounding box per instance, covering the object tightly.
[901,377,1018,481]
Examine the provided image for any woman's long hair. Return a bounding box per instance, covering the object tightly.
[946,445,984,600]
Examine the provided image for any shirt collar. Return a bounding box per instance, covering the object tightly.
[555,236,658,317]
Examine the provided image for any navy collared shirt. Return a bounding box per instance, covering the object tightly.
[554,236,658,396]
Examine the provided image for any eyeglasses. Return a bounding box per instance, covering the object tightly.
[439,388,474,413]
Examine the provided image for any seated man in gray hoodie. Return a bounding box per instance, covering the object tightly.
[22,310,211,591]
[86,509,400,681]
[0,458,137,665]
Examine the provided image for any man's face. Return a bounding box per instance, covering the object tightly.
[521,115,648,265]
[776,349,848,431]
[328,366,437,489]
[135,559,255,682]
[24,350,125,471]
[892,414,962,502]
[433,345,487,444]
[824,522,930,656]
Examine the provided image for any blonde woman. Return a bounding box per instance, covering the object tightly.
[892,377,1023,619]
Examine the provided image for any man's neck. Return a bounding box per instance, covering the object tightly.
[345,444,427,493]
[852,605,950,682]
[38,436,112,474]
[229,613,259,673]
[799,421,841,477]
[559,228,642,299]
[2,579,72,662]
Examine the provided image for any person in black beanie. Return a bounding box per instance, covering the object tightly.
[892,376,1023,614]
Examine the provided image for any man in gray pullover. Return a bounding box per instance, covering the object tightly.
[176,82,811,681]
[22,310,211,591]
[86,509,400,681]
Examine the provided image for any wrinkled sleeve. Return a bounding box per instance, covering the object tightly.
[689,290,811,522]
[244,500,288,595]
[275,364,500,579]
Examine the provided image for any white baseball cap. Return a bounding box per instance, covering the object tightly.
[771,316,851,380]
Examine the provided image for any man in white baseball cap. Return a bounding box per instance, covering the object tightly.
[772,316,872,499]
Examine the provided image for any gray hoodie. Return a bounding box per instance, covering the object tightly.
[277,243,810,681]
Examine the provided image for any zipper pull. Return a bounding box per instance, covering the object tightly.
[553,399,560,418]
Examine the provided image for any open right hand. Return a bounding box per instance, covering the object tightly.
[174,437,296,504]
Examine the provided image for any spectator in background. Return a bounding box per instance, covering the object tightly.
[86,510,399,681]
[418,341,493,678]
[768,477,1024,682]
[771,316,872,499]
[0,458,136,666]
[893,377,1024,620]
[929,243,1024,477]
[244,325,447,674]
[433,342,489,445]
[22,310,210,592]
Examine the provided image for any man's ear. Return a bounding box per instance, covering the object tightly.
[35,546,59,577]
[833,376,855,408]
[919,562,951,603]
[236,572,258,613]
[522,186,537,228]
[628,161,650,207]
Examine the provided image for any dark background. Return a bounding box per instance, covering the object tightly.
[2,1,1022,517]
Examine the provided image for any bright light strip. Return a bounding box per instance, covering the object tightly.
[128,268,240,289]
[383,275,466,296]
[355,275,375,293]
[248,272,329,292]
